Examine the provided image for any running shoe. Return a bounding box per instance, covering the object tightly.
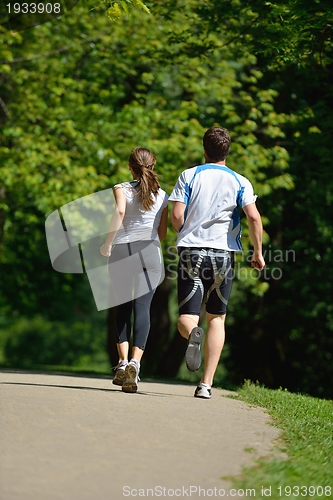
[185,326,204,372]
[112,360,128,386]
[194,382,212,399]
[122,359,140,393]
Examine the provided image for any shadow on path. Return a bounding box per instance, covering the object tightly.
[1,380,193,398]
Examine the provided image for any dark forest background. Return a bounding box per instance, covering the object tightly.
[1,0,332,398]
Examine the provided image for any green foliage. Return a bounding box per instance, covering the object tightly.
[1,315,109,370]
[232,382,333,497]
[194,0,333,69]
[1,0,332,396]
[87,0,150,20]
[0,0,291,303]
[185,0,333,398]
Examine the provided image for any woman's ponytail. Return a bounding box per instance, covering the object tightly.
[128,147,161,211]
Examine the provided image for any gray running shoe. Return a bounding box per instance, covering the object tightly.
[194,383,212,399]
[185,327,204,372]
[112,360,128,386]
[122,360,140,393]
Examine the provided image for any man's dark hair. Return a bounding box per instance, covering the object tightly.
[203,127,231,162]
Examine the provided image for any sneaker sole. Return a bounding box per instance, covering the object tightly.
[112,369,126,386]
[122,364,138,393]
[185,327,204,372]
[194,393,211,399]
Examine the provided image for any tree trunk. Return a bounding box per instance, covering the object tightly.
[155,329,187,378]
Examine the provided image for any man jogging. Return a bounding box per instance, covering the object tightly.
[169,127,265,399]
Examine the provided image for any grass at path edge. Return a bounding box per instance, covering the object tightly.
[229,381,333,499]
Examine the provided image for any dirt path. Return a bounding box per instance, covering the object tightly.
[1,371,281,499]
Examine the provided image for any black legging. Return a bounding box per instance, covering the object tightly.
[115,290,155,350]
[108,240,163,350]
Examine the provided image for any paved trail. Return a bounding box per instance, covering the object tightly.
[1,371,281,500]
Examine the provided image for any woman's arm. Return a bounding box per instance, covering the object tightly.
[158,206,168,241]
[100,187,126,257]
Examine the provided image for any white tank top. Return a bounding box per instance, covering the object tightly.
[113,181,168,244]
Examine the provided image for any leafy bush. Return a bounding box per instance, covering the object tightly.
[2,315,109,371]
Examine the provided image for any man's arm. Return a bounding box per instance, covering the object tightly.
[170,201,186,232]
[242,203,265,271]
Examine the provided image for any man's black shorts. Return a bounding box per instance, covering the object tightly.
[177,247,234,316]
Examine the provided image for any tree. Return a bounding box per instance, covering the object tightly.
[1,1,298,385]
[189,0,333,397]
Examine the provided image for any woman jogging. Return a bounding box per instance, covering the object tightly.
[100,147,168,393]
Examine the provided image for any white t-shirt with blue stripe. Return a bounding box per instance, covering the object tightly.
[169,163,257,251]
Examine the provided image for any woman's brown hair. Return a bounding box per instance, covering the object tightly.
[128,147,160,211]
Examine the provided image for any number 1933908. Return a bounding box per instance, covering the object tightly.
[6,3,61,14]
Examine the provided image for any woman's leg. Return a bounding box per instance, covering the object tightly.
[131,239,162,356]
[122,240,161,392]
[116,341,130,362]
[130,346,144,364]
[122,290,155,393]
[131,289,155,360]
[108,242,133,364]
[115,300,133,361]
[112,302,132,386]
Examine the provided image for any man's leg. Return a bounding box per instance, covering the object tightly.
[201,312,226,386]
[177,249,206,372]
[178,314,205,372]
[177,314,200,339]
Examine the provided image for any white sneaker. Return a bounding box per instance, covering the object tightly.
[122,359,140,393]
[194,382,212,399]
[112,360,128,386]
